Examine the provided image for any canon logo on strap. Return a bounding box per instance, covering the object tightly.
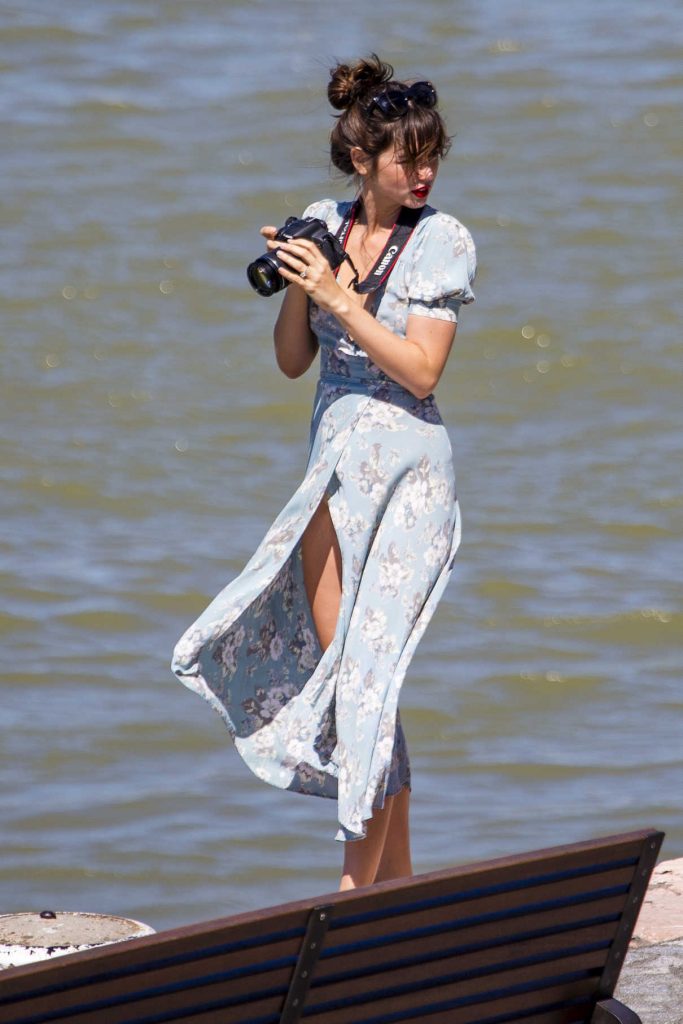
[334,200,421,297]
[374,245,400,277]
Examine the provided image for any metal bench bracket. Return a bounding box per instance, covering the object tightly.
[279,904,333,1024]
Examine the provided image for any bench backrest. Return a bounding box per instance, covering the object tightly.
[0,828,663,1024]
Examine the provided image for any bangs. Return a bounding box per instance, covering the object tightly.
[390,105,451,169]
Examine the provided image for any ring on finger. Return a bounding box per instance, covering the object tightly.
[300,268,307,279]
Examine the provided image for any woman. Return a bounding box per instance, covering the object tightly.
[172,55,476,890]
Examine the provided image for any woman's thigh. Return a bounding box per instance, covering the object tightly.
[301,499,342,652]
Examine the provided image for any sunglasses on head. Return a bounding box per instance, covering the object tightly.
[366,81,438,119]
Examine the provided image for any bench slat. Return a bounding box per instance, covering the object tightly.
[322,865,636,952]
[314,894,627,980]
[328,836,648,928]
[305,962,603,1024]
[310,920,617,1004]
[353,994,596,1024]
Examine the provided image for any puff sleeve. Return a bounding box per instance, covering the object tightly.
[406,212,476,323]
[301,198,338,225]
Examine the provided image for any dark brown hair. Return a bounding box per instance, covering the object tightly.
[328,54,451,176]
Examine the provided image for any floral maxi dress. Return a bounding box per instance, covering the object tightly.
[172,199,476,840]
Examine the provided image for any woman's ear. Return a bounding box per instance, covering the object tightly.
[350,146,371,177]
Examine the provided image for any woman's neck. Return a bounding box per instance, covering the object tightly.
[358,188,401,234]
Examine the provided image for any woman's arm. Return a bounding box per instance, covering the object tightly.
[326,301,455,400]
[260,227,319,379]
[275,237,456,399]
[273,283,319,378]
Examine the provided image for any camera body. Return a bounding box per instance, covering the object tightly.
[247,216,347,297]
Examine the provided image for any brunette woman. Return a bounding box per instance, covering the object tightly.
[173,55,476,890]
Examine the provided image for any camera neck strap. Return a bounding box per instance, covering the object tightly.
[335,199,422,297]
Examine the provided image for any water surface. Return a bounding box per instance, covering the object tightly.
[1,0,681,930]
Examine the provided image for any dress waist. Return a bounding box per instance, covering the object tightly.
[319,370,411,396]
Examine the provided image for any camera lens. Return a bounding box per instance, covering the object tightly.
[246,255,286,297]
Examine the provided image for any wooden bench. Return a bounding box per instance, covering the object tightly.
[0,827,663,1024]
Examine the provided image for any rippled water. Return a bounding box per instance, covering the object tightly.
[1,1,681,930]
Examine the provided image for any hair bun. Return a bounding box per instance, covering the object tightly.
[327,54,394,110]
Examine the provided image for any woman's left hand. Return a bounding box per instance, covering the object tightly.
[275,239,344,312]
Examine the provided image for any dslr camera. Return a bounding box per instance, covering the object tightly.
[247,216,347,297]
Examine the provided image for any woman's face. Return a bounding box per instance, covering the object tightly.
[364,143,439,209]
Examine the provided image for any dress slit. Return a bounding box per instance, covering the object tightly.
[300,473,346,658]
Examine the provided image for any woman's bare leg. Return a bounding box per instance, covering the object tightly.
[302,501,408,891]
[339,787,412,890]
[374,785,413,882]
[339,795,395,890]
[301,499,342,652]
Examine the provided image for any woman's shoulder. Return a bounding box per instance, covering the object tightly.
[404,205,477,306]
[302,197,351,229]
[416,205,474,249]
[413,205,476,278]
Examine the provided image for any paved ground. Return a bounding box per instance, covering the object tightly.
[615,859,683,1024]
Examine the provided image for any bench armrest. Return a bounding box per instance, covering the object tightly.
[592,997,642,1024]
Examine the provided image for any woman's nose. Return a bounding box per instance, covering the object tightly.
[416,166,435,184]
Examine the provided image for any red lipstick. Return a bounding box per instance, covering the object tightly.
[412,186,430,199]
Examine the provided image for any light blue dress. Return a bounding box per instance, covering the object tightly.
[172,199,476,840]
